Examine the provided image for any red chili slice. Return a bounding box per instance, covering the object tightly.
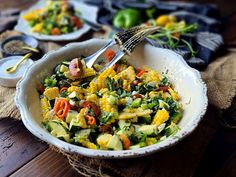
[54,99,70,120]
[82,101,101,117]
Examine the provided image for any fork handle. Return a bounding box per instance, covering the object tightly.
[84,40,116,68]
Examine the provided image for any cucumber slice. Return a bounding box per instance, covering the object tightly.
[129,144,140,150]
[171,111,183,124]
[69,114,87,131]
[138,125,158,135]
[66,110,78,124]
[74,129,91,143]
[48,121,70,142]
[106,135,123,150]
[51,119,69,129]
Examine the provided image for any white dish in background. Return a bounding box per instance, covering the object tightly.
[14,0,98,41]
[0,56,33,87]
[15,39,208,158]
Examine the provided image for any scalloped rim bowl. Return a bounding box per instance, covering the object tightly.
[14,0,98,41]
[15,39,208,159]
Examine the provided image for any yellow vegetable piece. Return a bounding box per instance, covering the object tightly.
[23,9,42,21]
[97,68,116,90]
[152,109,169,126]
[156,15,169,26]
[141,66,161,84]
[118,66,136,82]
[81,68,96,78]
[81,140,97,149]
[118,109,152,120]
[123,79,131,91]
[43,87,59,100]
[31,23,43,33]
[118,98,126,105]
[76,112,87,129]
[149,91,163,99]
[168,87,179,101]
[88,80,98,93]
[118,112,137,120]
[68,86,83,93]
[85,94,99,105]
[168,15,177,22]
[97,133,113,148]
[64,71,77,80]
[40,97,51,119]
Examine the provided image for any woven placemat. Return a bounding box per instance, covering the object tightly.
[0,30,236,176]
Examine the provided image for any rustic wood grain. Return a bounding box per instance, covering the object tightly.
[193,125,236,177]
[10,149,79,177]
[0,0,37,10]
[0,119,48,177]
[215,151,236,177]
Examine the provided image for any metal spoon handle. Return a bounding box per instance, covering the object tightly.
[15,53,32,68]
[21,46,39,53]
[5,53,32,73]
[82,18,103,31]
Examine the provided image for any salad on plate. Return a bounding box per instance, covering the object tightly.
[23,0,83,35]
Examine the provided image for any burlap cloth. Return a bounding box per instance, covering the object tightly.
[0,31,236,177]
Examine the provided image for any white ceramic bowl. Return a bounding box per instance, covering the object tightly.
[15,39,207,158]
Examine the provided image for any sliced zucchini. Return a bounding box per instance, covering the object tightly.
[51,119,69,129]
[69,113,87,131]
[129,144,140,150]
[65,110,78,124]
[48,121,70,142]
[138,125,158,135]
[171,111,183,124]
[106,135,123,150]
[73,129,91,143]
[60,65,69,73]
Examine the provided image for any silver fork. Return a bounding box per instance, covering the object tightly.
[84,26,160,69]
[99,26,160,72]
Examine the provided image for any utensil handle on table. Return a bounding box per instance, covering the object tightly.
[82,17,103,31]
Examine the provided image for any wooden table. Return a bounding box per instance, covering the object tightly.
[1,1,236,177]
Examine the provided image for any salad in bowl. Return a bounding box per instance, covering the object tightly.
[40,50,183,150]
[15,39,207,158]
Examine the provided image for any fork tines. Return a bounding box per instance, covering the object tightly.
[120,26,160,55]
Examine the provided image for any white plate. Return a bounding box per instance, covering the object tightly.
[0,56,34,87]
[14,0,98,41]
[15,39,208,158]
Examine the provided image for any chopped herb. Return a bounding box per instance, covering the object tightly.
[164,122,180,137]
[61,91,68,98]
[106,77,123,91]
[81,82,89,88]
[44,76,57,87]
[160,76,169,86]
[99,112,113,124]
[130,132,147,144]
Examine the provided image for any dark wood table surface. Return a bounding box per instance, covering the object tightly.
[1,0,236,177]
